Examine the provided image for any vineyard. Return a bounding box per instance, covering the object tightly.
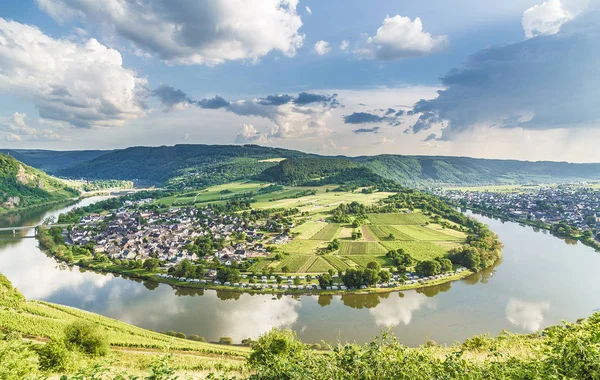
[338,242,387,255]
[310,223,342,240]
[367,212,431,225]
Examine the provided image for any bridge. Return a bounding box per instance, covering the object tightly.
[0,224,69,236]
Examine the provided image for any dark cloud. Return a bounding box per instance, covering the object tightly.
[395,110,405,117]
[385,108,396,115]
[294,92,340,106]
[343,112,385,124]
[194,96,230,109]
[257,94,293,106]
[408,9,600,140]
[152,85,193,108]
[353,126,381,134]
[424,133,437,142]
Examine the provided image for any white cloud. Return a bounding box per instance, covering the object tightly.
[506,298,551,331]
[378,137,395,145]
[522,0,589,38]
[369,292,432,327]
[340,40,350,51]
[5,133,22,142]
[314,40,331,55]
[355,15,448,60]
[2,112,69,141]
[37,0,305,66]
[0,18,146,129]
[305,5,312,14]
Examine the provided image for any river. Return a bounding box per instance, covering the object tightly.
[1,197,599,347]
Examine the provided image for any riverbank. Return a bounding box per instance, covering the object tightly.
[461,206,600,252]
[0,198,78,217]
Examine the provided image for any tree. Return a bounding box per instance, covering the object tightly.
[366,261,381,271]
[379,270,391,283]
[415,260,442,277]
[143,258,160,272]
[217,268,241,283]
[248,329,305,368]
[293,277,301,286]
[219,336,233,344]
[436,257,453,272]
[318,274,333,289]
[281,266,290,273]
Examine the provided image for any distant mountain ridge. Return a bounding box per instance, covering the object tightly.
[3,145,600,187]
[0,153,79,213]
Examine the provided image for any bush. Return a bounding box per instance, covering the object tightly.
[63,321,109,357]
[249,329,305,368]
[37,340,74,372]
[0,339,38,380]
[219,336,233,345]
[188,334,206,342]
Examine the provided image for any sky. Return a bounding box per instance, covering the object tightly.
[0,0,598,162]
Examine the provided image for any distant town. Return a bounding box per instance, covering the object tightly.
[436,184,600,243]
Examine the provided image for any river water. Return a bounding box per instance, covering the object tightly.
[1,197,599,347]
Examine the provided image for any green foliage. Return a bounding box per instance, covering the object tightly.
[248,329,305,369]
[217,268,241,283]
[37,339,75,372]
[415,260,442,277]
[219,337,233,345]
[255,158,360,186]
[64,321,109,357]
[0,337,38,379]
[0,153,79,213]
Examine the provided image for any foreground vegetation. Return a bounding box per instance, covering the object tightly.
[2,272,600,379]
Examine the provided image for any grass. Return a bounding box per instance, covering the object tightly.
[345,255,393,268]
[380,241,450,261]
[292,221,327,239]
[306,257,336,273]
[367,212,430,225]
[274,256,315,272]
[365,225,414,241]
[338,241,387,255]
[322,255,353,271]
[391,225,464,241]
[248,260,274,272]
[276,239,325,254]
[310,223,341,240]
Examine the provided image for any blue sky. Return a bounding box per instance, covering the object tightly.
[0,0,598,161]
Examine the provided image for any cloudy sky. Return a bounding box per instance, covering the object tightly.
[0,0,598,162]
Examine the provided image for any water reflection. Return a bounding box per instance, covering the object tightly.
[505,298,551,331]
[368,292,433,327]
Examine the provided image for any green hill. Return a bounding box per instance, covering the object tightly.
[0,153,79,213]
[7,144,600,187]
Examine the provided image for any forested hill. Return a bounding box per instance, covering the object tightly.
[5,144,600,187]
[0,153,79,213]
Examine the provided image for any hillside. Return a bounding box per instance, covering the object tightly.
[0,153,79,213]
[2,272,600,379]
[6,144,600,187]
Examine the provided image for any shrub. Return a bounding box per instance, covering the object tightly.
[219,336,233,345]
[188,334,206,342]
[37,340,74,372]
[63,321,109,357]
[249,329,305,368]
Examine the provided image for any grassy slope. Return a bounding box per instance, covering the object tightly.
[0,273,250,377]
[0,153,79,213]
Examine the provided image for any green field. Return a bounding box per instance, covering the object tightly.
[365,225,414,241]
[276,239,325,254]
[292,221,327,239]
[322,255,353,271]
[367,212,430,225]
[391,225,463,241]
[380,241,450,261]
[274,256,316,272]
[156,181,269,206]
[346,255,393,268]
[338,241,387,255]
[310,223,342,240]
[248,259,275,272]
[306,256,336,273]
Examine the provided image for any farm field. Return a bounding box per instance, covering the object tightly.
[292,221,328,239]
[253,190,394,212]
[338,241,387,255]
[274,256,316,272]
[276,239,325,254]
[347,255,393,268]
[392,225,464,241]
[156,181,269,206]
[337,227,354,240]
[425,224,468,238]
[310,223,341,240]
[367,212,430,225]
[380,241,450,261]
[322,255,353,271]
[306,256,336,273]
[365,225,414,241]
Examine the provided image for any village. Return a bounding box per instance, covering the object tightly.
[436,184,600,237]
[64,202,280,269]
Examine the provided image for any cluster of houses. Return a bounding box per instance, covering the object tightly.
[65,206,278,266]
[437,185,600,233]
